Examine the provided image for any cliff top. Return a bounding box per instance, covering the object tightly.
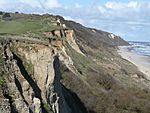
[0,11,129,47]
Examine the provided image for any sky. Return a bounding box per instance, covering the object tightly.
[0,0,150,42]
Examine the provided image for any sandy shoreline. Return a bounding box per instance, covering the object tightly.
[118,46,150,79]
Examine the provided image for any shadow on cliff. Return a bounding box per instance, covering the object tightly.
[53,55,89,113]
[14,76,29,106]
[61,84,89,113]
[13,52,49,113]
[12,52,41,99]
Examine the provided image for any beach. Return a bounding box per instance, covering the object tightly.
[118,46,150,79]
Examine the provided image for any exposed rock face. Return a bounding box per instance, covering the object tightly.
[17,44,55,100]
[64,29,84,55]
[0,29,85,113]
[51,40,63,48]
[54,30,62,38]
[33,97,41,113]
[0,99,11,113]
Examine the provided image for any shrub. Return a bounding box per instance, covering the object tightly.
[0,11,3,15]
[0,78,4,88]
[2,13,12,20]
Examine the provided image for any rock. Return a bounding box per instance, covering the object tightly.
[109,33,115,39]
[15,98,29,113]
[17,44,55,101]
[54,30,61,38]
[92,29,96,33]
[33,97,41,113]
[43,32,53,37]
[62,24,66,28]
[22,81,30,91]
[51,40,62,48]
[65,30,84,55]
[0,99,11,113]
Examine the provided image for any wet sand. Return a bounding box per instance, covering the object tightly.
[118,46,150,79]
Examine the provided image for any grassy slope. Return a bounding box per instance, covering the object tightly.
[0,20,42,34]
[61,43,150,113]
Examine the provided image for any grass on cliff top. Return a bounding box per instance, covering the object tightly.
[0,20,41,34]
[0,19,62,37]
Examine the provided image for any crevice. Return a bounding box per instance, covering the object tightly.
[12,52,42,99]
[45,65,49,85]
[14,75,29,106]
[3,45,9,62]
[2,85,18,113]
[52,55,71,113]
[51,55,88,113]
[12,52,49,113]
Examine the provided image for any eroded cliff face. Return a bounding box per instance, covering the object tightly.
[0,28,87,113]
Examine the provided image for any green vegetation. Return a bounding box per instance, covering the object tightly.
[43,103,49,111]
[61,42,150,113]
[0,13,63,39]
[0,20,61,36]
[43,102,53,113]
[0,78,4,88]
[0,20,42,34]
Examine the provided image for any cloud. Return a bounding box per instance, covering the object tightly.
[63,16,85,25]
[18,0,41,8]
[0,0,62,13]
[98,6,106,13]
[127,1,138,9]
[87,1,150,41]
[104,1,139,10]
[43,0,62,9]
[75,3,82,8]
[98,1,150,19]
[89,19,98,24]
[104,2,125,10]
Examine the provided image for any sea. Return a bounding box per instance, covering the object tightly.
[128,41,150,57]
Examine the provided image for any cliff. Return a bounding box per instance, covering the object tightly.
[0,12,150,113]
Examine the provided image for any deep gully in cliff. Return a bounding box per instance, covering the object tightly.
[49,54,89,113]
[48,55,71,113]
[2,42,47,113]
[14,75,28,106]
[12,52,48,113]
[12,52,42,99]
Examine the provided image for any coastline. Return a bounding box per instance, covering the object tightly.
[118,46,150,79]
